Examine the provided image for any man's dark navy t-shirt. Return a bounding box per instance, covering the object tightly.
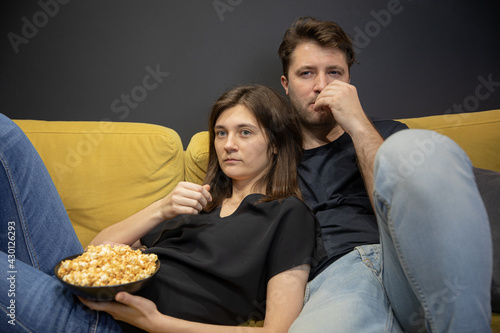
[298,119,408,278]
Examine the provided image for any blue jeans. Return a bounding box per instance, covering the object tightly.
[0,114,122,332]
[289,129,492,333]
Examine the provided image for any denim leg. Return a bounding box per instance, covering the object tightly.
[373,129,492,333]
[289,244,402,333]
[0,115,122,331]
[0,113,83,274]
[0,252,123,332]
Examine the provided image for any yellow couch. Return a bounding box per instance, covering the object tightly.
[13,108,500,329]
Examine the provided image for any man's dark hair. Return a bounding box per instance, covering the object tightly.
[278,16,356,78]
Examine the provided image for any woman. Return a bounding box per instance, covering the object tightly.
[0,85,323,332]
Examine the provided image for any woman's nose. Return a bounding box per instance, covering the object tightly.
[224,134,238,151]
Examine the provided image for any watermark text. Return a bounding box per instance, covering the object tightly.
[6,221,17,326]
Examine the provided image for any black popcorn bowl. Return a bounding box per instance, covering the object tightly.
[54,253,160,302]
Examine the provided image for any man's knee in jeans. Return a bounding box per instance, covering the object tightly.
[374,129,472,189]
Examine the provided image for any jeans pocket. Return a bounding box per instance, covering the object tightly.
[356,244,383,283]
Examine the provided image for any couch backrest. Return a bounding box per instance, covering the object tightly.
[14,120,184,247]
[184,109,500,181]
[398,109,500,172]
[13,109,499,246]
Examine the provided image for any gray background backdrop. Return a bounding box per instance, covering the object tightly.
[2,0,499,147]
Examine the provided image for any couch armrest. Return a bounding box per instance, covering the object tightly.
[184,131,209,184]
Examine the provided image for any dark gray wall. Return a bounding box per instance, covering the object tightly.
[2,0,499,147]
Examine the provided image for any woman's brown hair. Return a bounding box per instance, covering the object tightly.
[204,84,303,211]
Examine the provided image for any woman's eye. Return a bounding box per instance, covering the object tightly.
[216,130,226,137]
[241,130,251,136]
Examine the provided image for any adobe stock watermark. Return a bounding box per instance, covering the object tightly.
[213,0,243,22]
[408,277,467,332]
[352,0,408,54]
[110,64,170,120]
[51,63,169,181]
[5,221,17,326]
[7,0,71,54]
[50,121,116,182]
[396,130,448,180]
[394,73,498,180]
[443,73,500,126]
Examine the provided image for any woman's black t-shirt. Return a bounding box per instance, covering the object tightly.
[135,194,323,327]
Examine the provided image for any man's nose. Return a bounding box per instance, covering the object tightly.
[314,73,328,93]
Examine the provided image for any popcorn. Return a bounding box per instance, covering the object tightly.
[57,244,158,287]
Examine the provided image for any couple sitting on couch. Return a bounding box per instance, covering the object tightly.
[0,16,494,333]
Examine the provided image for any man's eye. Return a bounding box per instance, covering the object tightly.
[300,71,312,77]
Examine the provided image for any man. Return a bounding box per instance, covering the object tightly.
[279,17,492,332]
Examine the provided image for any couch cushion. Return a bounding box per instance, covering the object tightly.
[398,109,500,172]
[184,131,209,184]
[15,120,184,247]
[474,167,500,312]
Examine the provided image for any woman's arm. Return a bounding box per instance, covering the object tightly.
[255,264,311,332]
[80,264,310,333]
[89,182,211,247]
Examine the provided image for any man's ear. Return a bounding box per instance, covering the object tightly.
[280,75,289,95]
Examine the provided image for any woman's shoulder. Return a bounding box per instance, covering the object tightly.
[246,194,315,220]
[277,196,315,216]
[280,195,304,205]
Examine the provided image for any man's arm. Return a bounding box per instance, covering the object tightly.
[349,123,384,207]
[314,80,383,207]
